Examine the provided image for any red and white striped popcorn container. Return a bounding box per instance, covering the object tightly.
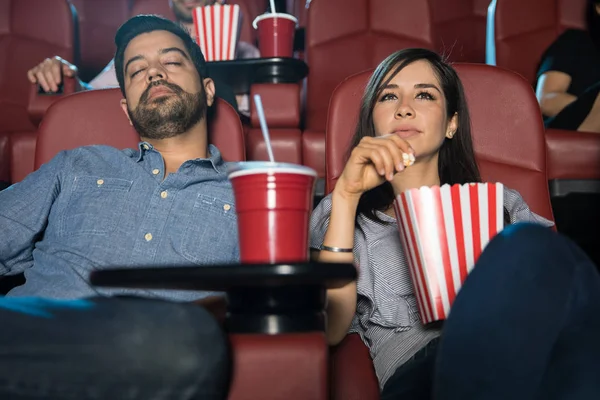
[192,4,242,61]
[393,183,504,324]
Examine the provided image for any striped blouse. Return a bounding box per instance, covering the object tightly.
[309,187,554,389]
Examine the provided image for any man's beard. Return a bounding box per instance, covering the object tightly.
[128,80,207,140]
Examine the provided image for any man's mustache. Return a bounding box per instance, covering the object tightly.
[139,80,184,104]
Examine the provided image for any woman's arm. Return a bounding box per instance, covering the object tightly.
[316,135,413,345]
[536,71,576,118]
[314,190,360,345]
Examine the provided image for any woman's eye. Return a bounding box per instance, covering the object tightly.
[379,93,397,101]
[416,91,434,100]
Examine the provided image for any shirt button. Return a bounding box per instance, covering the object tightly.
[144,233,153,241]
[143,144,150,150]
[160,190,168,199]
[152,169,160,175]
[97,179,104,185]
[223,204,231,211]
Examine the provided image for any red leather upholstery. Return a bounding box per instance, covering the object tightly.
[130,0,176,19]
[69,0,132,81]
[35,88,245,170]
[27,77,78,126]
[0,132,9,182]
[247,83,302,164]
[0,0,76,183]
[558,0,587,31]
[325,62,557,400]
[546,128,600,180]
[431,0,487,63]
[10,130,37,184]
[303,0,436,176]
[330,333,379,400]
[487,0,587,84]
[228,333,328,400]
[0,0,76,131]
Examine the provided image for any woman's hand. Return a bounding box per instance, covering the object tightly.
[335,134,414,198]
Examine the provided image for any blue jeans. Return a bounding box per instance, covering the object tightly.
[0,297,229,399]
[382,223,600,399]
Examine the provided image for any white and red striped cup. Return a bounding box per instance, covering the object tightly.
[394,183,504,324]
[192,4,241,61]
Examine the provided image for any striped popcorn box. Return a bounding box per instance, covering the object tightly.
[192,4,241,61]
[393,183,504,324]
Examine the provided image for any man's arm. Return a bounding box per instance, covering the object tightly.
[26,57,118,93]
[0,153,65,276]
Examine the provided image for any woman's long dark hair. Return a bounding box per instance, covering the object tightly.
[350,48,481,223]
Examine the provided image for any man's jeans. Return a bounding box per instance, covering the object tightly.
[0,296,229,399]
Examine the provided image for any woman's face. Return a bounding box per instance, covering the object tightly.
[372,60,457,161]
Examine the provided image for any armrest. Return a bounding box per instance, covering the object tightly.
[250,83,301,128]
[229,333,329,400]
[330,333,379,400]
[27,77,78,126]
[546,128,600,181]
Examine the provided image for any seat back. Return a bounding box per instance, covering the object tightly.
[325,63,554,222]
[305,0,436,132]
[0,0,76,132]
[69,0,132,81]
[35,88,245,169]
[430,0,487,63]
[486,0,587,84]
[130,0,176,19]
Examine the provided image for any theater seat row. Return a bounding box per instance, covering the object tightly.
[0,0,267,185]
[4,0,600,193]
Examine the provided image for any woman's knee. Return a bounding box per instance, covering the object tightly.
[481,223,585,271]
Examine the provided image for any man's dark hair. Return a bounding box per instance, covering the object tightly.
[114,14,208,96]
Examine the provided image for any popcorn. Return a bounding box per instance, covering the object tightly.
[402,152,416,167]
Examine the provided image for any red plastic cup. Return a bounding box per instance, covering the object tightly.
[228,162,317,264]
[252,13,298,58]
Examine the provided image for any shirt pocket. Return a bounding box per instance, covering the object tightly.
[60,176,133,237]
[180,194,238,265]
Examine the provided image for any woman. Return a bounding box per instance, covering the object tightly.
[536,0,600,131]
[311,48,600,399]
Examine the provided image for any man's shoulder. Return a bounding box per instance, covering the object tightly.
[64,145,138,160]
[56,145,139,173]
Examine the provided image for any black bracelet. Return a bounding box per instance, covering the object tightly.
[321,245,353,253]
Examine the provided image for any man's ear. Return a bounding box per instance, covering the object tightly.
[446,112,458,139]
[120,99,133,126]
[203,77,216,107]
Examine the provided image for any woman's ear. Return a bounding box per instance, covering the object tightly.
[446,113,458,139]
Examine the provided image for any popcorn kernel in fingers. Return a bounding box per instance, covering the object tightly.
[402,152,416,167]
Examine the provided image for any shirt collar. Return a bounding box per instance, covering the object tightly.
[135,142,227,174]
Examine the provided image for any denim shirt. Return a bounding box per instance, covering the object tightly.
[0,143,239,301]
